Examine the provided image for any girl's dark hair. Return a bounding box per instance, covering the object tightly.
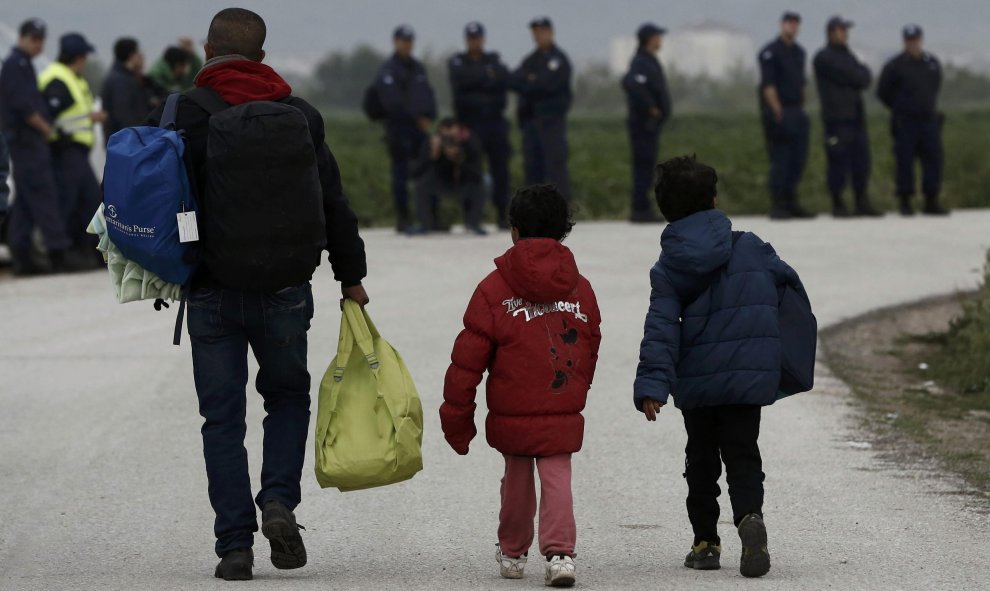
[509,184,575,241]
[654,155,718,222]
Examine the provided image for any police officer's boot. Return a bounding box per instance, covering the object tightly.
[496,206,511,231]
[395,207,412,233]
[898,194,915,216]
[922,193,950,216]
[786,193,817,219]
[11,249,48,277]
[49,249,89,274]
[831,193,852,218]
[853,192,883,217]
[769,194,793,220]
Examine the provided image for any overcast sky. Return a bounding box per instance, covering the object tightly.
[3,0,988,72]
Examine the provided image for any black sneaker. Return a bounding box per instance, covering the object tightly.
[684,540,721,570]
[737,514,771,578]
[215,548,253,581]
[261,501,307,570]
[922,203,950,216]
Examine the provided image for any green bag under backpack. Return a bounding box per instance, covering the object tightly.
[315,300,424,491]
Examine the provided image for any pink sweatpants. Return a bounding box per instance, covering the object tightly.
[498,453,576,558]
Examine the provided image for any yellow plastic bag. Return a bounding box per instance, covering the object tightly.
[314,300,424,491]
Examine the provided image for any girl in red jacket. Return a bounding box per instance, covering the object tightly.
[440,185,602,588]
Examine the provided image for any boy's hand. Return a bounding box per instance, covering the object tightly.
[643,399,665,421]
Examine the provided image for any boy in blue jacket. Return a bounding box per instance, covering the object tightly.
[634,155,807,578]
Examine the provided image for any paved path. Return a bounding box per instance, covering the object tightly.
[2,212,989,591]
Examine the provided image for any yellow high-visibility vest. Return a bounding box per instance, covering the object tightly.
[38,61,95,148]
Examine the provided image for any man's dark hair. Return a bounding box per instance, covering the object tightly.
[509,184,574,241]
[654,155,718,222]
[163,46,193,69]
[113,37,139,63]
[207,8,266,60]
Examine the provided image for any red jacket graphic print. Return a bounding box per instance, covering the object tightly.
[440,238,602,456]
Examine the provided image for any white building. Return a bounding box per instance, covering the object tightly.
[610,20,757,79]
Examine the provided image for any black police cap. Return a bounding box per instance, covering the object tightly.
[903,24,923,39]
[19,18,47,38]
[529,16,553,29]
[781,11,802,23]
[637,23,667,43]
[826,16,854,31]
[465,21,485,38]
[393,25,415,40]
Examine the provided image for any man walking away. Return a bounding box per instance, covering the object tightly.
[144,8,368,580]
[39,33,107,268]
[813,16,881,218]
[374,25,437,232]
[510,17,573,199]
[449,21,511,229]
[877,25,948,216]
[0,19,75,275]
[758,12,815,220]
[622,23,671,224]
[102,38,152,142]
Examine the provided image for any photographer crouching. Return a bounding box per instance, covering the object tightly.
[408,118,488,236]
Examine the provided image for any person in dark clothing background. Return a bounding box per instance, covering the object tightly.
[622,23,671,224]
[374,25,437,232]
[0,133,9,244]
[759,12,815,220]
[142,7,368,581]
[877,25,948,216]
[448,21,511,229]
[39,32,107,268]
[813,16,881,218]
[0,18,73,276]
[409,118,487,236]
[510,17,573,199]
[101,38,153,142]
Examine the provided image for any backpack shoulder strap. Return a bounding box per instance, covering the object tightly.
[184,86,230,115]
[160,93,181,129]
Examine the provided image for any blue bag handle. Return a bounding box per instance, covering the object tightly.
[160,93,181,130]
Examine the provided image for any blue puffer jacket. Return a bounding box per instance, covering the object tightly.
[634,209,805,411]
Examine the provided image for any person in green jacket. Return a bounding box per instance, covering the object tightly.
[147,37,202,93]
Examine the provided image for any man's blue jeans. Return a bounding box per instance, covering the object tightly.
[187,283,314,556]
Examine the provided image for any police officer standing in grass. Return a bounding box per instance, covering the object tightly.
[39,33,107,267]
[622,23,671,224]
[877,25,949,216]
[449,21,511,229]
[374,25,437,232]
[510,17,573,199]
[813,16,882,218]
[0,19,76,276]
[759,11,815,220]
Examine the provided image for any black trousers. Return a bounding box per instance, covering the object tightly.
[628,119,661,213]
[682,405,764,545]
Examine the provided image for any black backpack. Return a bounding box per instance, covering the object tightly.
[186,87,327,292]
[362,84,387,121]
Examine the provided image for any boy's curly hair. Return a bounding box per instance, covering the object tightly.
[509,184,575,241]
[654,155,718,222]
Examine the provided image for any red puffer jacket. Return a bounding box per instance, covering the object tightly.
[440,239,602,457]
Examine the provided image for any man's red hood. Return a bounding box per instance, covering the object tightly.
[195,59,292,105]
[495,239,580,303]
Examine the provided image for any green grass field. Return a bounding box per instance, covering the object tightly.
[323,110,990,226]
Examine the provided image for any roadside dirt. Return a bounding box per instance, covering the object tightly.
[821,294,990,507]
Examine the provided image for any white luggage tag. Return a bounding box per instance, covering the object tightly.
[177,205,199,243]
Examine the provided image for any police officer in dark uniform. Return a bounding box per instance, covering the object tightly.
[449,22,511,229]
[813,16,881,218]
[877,25,948,216]
[622,23,671,223]
[510,16,573,199]
[0,19,73,275]
[759,11,815,219]
[374,25,437,231]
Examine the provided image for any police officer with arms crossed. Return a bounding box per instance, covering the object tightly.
[759,11,815,220]
[813,16,882,218]
[510,16,573,199]
[39,32,108,267]
[374,25,437,232]
[448,21,511,229]
[0,19,76,275]
[877,25,948,216]
[622,23,671,223]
